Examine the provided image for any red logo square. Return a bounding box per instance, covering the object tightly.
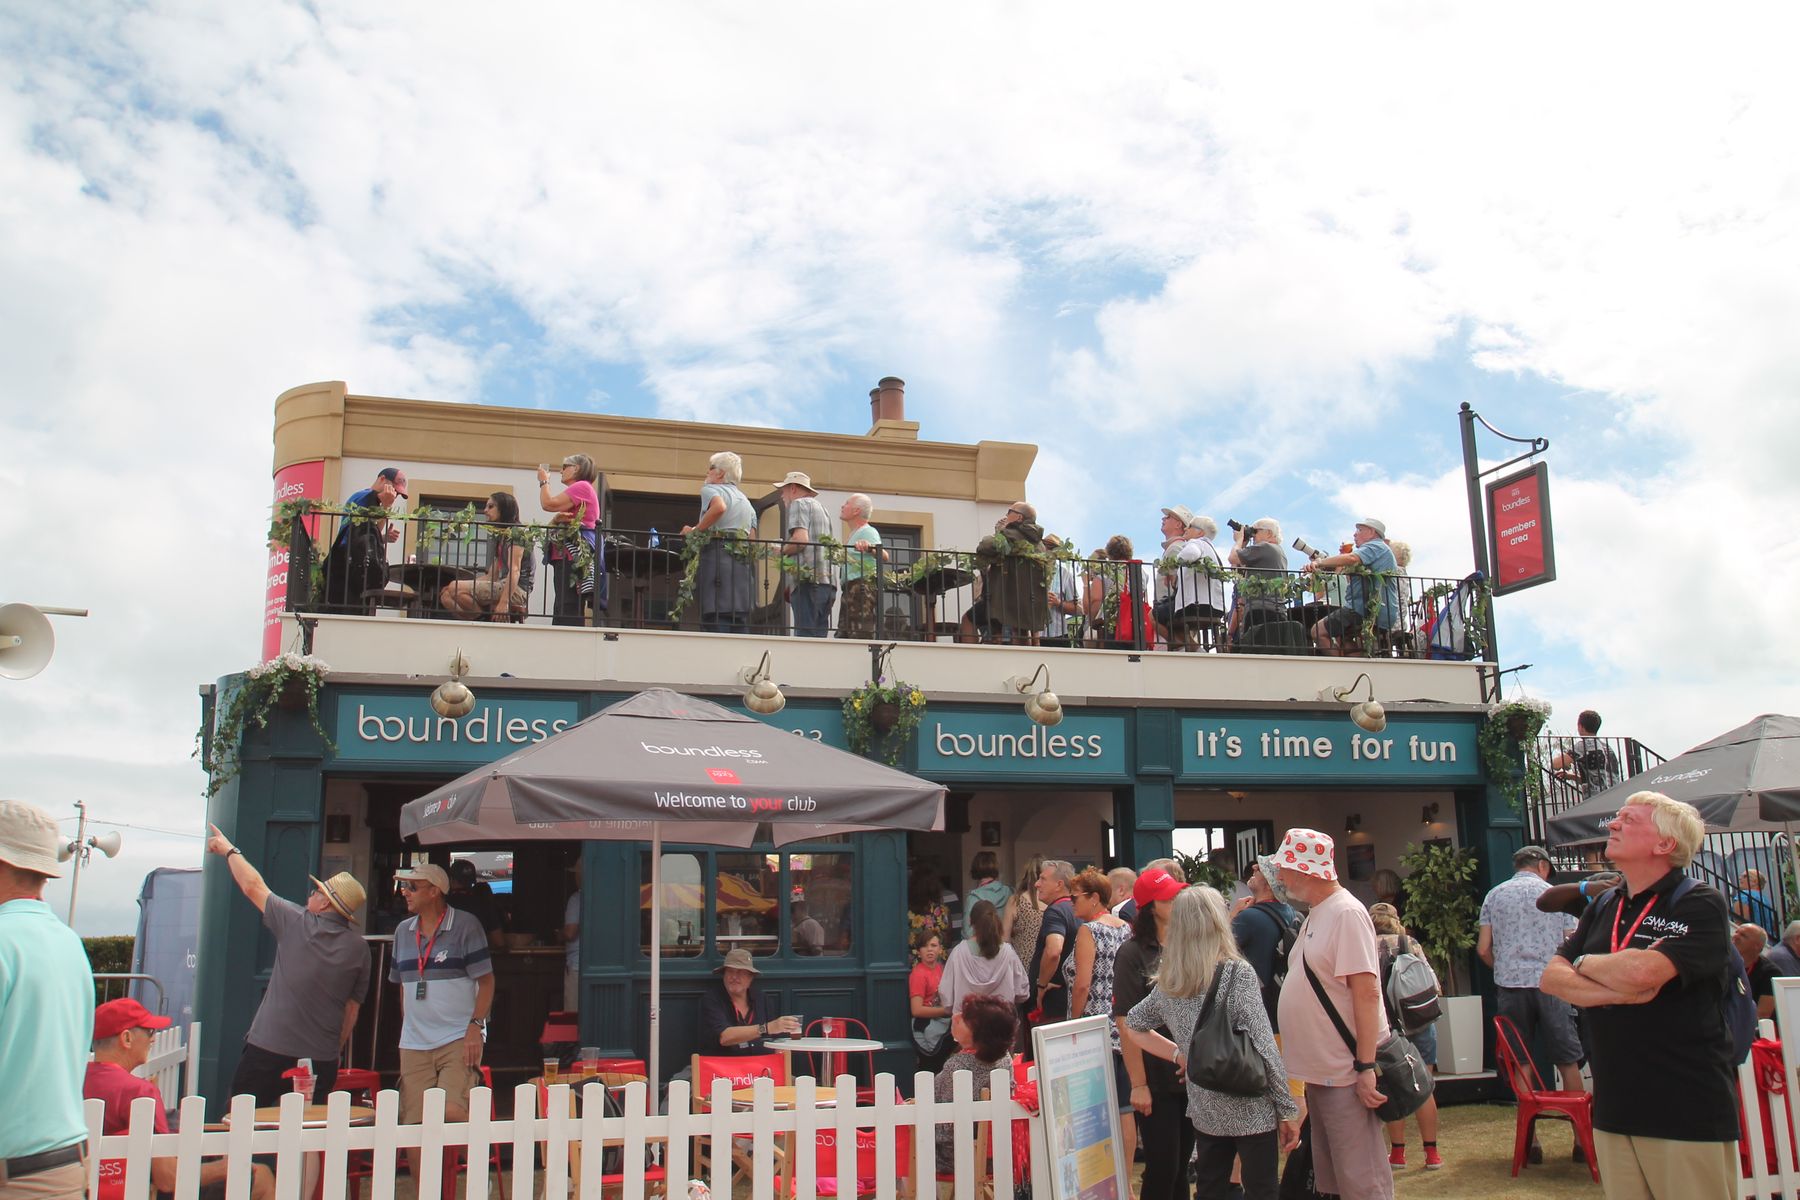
[707,768,741,785]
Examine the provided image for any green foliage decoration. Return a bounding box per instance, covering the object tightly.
[842,677,928,766]
[1478,697,1553,811]
[1397,841,1482,989]
[195,653,334,797]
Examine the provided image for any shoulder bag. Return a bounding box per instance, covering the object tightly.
[1302,957,1433,1121]
[1187,960,1266,1097]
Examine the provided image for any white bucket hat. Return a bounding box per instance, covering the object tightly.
[1275,827,1338,882]
[0,799,65,877]
[1356,517,1387,537]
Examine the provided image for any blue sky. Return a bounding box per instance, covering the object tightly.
[2,1,1796,932]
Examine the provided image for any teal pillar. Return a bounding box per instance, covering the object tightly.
[1118,708,1174,866]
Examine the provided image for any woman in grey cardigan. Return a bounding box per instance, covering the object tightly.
[1125,886,1300,1200]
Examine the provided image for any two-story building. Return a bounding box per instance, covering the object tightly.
[194,378,1516,1106]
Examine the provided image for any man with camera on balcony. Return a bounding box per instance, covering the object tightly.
[1302,518,1398,656]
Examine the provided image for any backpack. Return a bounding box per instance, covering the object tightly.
[1381,933,1443,1033]
[1247,903,1298,1026]
[1593,875,1756,1064]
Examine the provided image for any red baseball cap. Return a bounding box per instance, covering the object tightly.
[94,998,173,1041]
[1133,867,1185,907]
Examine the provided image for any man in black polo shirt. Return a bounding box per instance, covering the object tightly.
[1541,791,1737,1200]
[1029,859,1079,1024]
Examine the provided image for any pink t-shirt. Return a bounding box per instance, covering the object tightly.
[563,480,599,530]
[1276,887,1388,1086]
[909,961,943,1006]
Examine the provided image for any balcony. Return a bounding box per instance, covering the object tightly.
[272,507,1492,708]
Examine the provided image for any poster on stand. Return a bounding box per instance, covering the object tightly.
[1032,1015,1127,1200]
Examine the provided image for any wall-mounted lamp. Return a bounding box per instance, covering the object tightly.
[1421,802,1441,826]
[1319,672,1385,733]
[1345,813,1362,834]
[1004,665,1063,727]
[429,650,476,718]
[741,651,786,715]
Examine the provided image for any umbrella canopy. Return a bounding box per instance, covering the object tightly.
[400,687,943,844]
[396,687,945,1089]
[1545,714,1800,846]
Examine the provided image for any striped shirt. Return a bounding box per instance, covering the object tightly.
[390,906,492,1051]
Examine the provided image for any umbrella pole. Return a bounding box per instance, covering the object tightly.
[650,824,662,1102]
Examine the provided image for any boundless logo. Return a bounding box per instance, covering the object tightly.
[640,742,767,761]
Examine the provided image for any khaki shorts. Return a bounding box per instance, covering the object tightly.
[470,580,526,608]
[400,1042,481,1122]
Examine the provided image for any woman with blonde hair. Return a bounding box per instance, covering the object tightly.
[1002,856,1044,1050]
[681,450,755,633]
[1125,887,1299,1200]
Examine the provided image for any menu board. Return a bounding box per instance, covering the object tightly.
[1032,1016,1126,1200]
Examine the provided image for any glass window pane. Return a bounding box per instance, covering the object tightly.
[715,853,780,957]
[789,852,853,958]
[641,851,704,957]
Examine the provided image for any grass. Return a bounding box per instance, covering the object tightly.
[1388,1104,1599,1200]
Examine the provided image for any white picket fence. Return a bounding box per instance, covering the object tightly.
[88,1073,1042,1200]
[1739,1019,1796,1200]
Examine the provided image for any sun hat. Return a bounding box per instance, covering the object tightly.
[94,998,173,1041]
[394,863,450,893]
[714,947,762,975]
[1160,504,1195,527]
[0,799,64,877]
[1133,866,1185,907]
[772,471,818,494]
[1275,828,1338,882]
[309,871,367,920]
[1355,517,1386,537]
[1254,854,1294,904]
[377,466,409,498]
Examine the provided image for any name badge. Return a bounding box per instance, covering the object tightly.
[416,980,428,1001]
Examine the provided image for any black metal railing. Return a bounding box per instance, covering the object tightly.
[280,510,1488,658]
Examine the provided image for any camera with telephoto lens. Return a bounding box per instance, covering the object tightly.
[1292,537,1324,560]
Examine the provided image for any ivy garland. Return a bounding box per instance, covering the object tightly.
[842,677,928,765]
[195,653,335,797]
[269,499,598,584]
[1477,697,1554,810]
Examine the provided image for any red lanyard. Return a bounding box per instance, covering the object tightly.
[1610,894,1657,953]
[416,914,443,973]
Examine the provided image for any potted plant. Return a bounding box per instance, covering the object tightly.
[1397,841,1483,1073]
[1478,696,1553,810]
[197,653,334,796]
[842,677,927,765]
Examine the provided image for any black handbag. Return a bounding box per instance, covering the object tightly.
[1187,960,1266,1097]
[1302,958,1433,1122]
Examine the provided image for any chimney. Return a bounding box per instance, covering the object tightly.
[869,377,906,424]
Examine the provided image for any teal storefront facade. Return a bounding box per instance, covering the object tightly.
[194,680,1517,1108]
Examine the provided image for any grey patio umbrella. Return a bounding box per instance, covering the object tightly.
[1545,714,1800,847]
[398,687,945,1088]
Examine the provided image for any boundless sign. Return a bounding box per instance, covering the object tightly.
[335,693,582,763]
[1486,462,1557,596]
[262,459,324,660]
[915,711,1129,778]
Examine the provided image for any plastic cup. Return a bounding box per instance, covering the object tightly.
[291,1073,313,1100]
[543,1058,560,1085]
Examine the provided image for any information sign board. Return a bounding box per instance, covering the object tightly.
[1032,1016,1127,1200]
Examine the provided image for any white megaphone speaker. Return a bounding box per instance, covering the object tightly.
[91,830,123,858]
[0,604,55,680]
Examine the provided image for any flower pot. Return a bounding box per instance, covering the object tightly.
[870,701,900,733]
[1506,713,1531,740]
[276,677,310,712]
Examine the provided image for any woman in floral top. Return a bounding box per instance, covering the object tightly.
[1064,869,1136,1162]
[1125,887,1299,1200]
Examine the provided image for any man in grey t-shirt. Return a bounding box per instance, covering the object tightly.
[208,825,372,1106]
[776,470,838,637]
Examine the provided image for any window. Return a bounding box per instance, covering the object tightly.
[879,525,922,638]
[416,497,491,572]
[637,840,855,959]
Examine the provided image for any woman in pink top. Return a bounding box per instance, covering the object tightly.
[538,453,604,626]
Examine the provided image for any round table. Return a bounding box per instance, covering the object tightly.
[388,563,476,615]
[764,1036,885,1083]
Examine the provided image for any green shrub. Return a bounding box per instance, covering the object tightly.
[83,935,136,1006]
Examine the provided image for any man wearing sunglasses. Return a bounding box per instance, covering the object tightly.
[391,864,493,1176]
[208,825,371,1108]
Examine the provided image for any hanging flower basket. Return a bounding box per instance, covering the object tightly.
[1478,697,1553,811]
[843,678,928,765]
[196,653,335,796]
[276,676,311,712]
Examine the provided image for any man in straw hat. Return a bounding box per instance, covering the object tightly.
[0,799,93,1200]
[775,470,837,637]
[207,824,372,1107]
[699,947,802,1055]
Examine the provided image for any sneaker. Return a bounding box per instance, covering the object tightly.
[1423,1146,1443,1170]
[1389,1145,1407,1169]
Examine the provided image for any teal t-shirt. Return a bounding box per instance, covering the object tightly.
[844,524,883,582]
[0,899,94,1157]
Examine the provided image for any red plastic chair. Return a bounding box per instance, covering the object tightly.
[1493,1015,1598,1181]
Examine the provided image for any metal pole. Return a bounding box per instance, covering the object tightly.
[649,826,663,1100]
[66,800,88,924]
[1459,403,1503,701]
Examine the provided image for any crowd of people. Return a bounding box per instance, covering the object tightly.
[312,459,1430,656]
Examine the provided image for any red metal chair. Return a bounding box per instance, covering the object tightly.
[802,1017,878,1101]
[1493,1015,1598,1181]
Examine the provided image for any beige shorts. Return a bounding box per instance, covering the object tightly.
[470,580,526,608]
[399,1042,481,1122]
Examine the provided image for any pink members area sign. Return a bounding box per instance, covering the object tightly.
[263,460,325,659]
[1485,462,1557,596]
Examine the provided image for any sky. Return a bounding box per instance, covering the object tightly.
[3,2,1798,934]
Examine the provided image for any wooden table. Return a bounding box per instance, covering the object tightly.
[236,1105,376,1128]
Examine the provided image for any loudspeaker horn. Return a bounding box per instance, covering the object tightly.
[91,830,123,858]
[0,604,54,680]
